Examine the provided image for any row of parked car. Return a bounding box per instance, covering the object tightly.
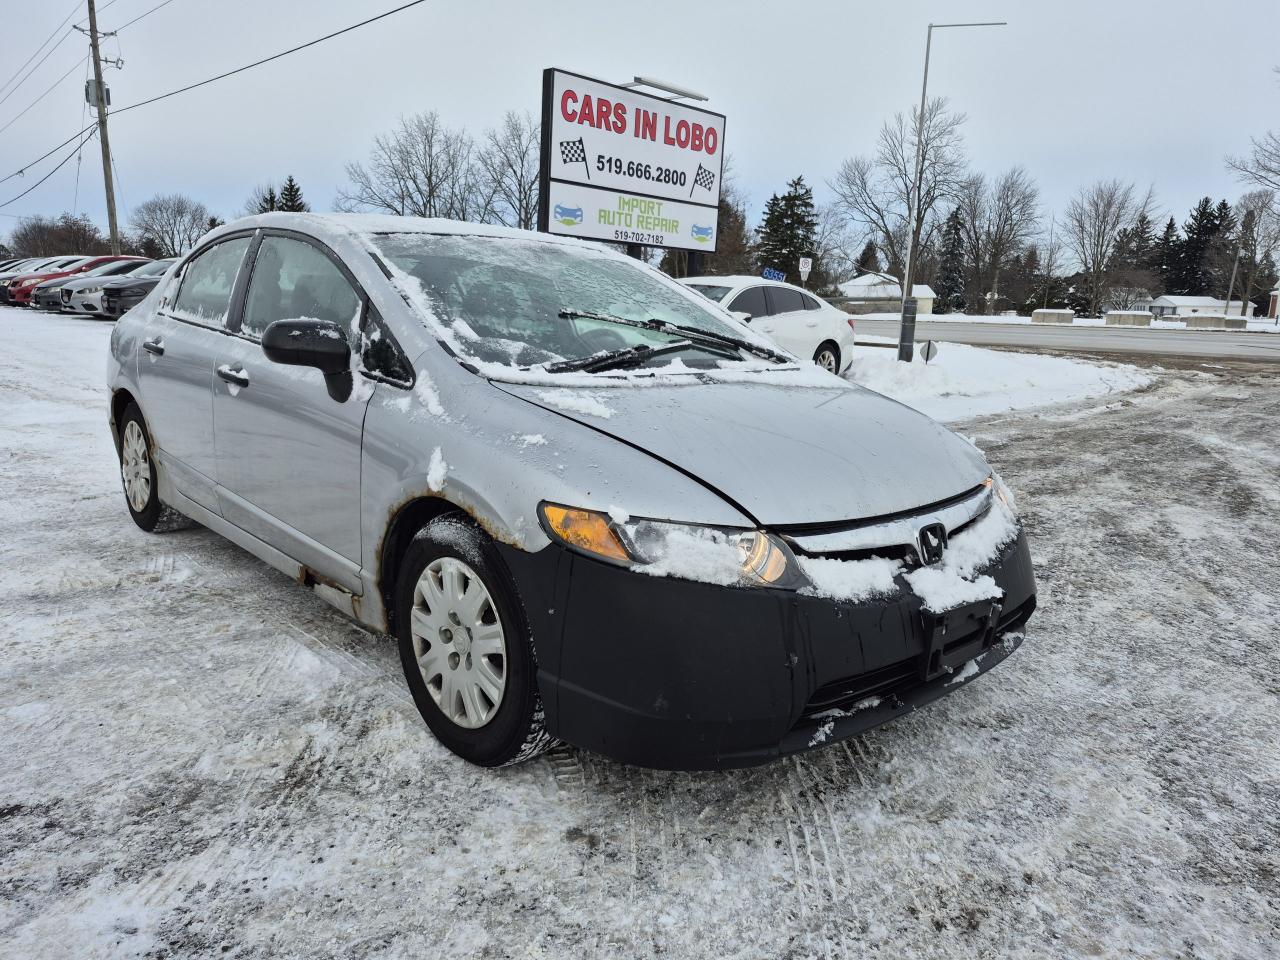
[0,254,175,318]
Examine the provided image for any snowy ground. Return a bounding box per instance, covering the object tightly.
[858,310,1280,333]
[3,308,1279,959]
[844,337,1151,421]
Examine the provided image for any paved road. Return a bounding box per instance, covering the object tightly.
[856,317,1280,361]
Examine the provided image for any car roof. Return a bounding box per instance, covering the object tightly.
[682,275,821,297]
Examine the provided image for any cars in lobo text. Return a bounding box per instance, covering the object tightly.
[679,275,857,374]
[107,212,1035,770]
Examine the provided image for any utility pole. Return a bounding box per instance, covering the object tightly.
[85,0,120,254]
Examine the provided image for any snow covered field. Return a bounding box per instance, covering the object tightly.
[3,308,1279,959]
[844,337,1152,421]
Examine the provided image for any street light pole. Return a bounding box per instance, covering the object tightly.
[897,20,1006,362]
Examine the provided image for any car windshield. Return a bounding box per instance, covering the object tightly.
[369,233,754,369]
[81,260,133,278]
[684,283,733,303]
[128,259,172,277]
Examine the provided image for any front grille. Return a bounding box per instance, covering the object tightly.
[61,289,71,302]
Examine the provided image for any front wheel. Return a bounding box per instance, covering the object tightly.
[394,515,554,766]
[813,341,840,373]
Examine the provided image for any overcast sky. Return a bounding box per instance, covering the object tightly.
[2,0,1277,241]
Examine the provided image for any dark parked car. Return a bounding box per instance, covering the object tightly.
[100,259,176,317]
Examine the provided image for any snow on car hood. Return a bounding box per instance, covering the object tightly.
[494,377,991,526]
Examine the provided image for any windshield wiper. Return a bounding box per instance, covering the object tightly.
[544,340,699,374]
[557,309,790,366]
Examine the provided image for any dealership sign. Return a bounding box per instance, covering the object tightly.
[539,68,725,252]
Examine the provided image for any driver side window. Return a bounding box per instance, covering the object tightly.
[240,236,360,341]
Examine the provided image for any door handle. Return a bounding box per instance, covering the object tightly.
[142,337,165,356]
[216,364,250,388]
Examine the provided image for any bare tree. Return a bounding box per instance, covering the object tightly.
[829,97,967,283]
[1062,179,1152,316]
[337,111,489,221]
[955,167,1041,313]
[813,203,860,287]
[1226,67,1280,191]
[128,194,212,257]
[8,213,109,256]
[475,111,540,229]
[1235,189,1280,311]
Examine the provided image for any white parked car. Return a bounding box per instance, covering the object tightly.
[679,276,856,374]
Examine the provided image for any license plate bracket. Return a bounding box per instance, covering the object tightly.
[918,597,1003,681]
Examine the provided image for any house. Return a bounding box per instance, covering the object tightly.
[1146,295,1254,318]
[837,272,936,314]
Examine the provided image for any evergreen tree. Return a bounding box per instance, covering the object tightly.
[1151,216,1181,294]
[206,215,225,232]
[278,175,309,213]
[1176,197,1220,295]
[256,187,279,214]
[855,240,880,274]
[933,209,966,312]
[755,176,822,287]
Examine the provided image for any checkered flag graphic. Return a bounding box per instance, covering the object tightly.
[559,138,590,180]
[690,163,716,197]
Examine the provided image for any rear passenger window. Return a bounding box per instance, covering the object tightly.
[728,286,768,318]
[172,237,251,327]
[802,293,821,310]
[766,287,806,314]
[240,236,360,340]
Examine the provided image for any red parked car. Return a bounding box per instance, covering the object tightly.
[2,255,145,306]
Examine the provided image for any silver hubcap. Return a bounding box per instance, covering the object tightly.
[410,557,507,729]
[817,349,837,373]
[121,421,151,513]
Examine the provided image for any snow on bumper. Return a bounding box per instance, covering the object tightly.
[498,528,1036,770]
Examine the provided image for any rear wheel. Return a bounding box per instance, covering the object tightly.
[395,515,554,766]
[814,341,840,373]
[118,404,193,533]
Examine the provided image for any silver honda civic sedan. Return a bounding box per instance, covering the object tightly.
[107,212,1035,770]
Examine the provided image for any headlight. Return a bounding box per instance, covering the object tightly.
[80,285,102,294]
[539,502,802,588]
[984,473,1019,516]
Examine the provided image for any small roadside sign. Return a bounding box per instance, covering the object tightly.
[798,257,812,282]
[921,340,939,364]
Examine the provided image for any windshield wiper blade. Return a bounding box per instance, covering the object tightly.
[544,339,698,374]
[647,319,791,364]
[557,309,788,365]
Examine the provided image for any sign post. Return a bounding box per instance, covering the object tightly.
[898,297,918,362]
[538,68,725,254]
[798,257,812,287]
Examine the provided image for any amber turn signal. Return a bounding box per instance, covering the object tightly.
[540,504,631,563]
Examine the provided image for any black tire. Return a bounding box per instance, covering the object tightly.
[813,341,840,373]
[394,514,554,767]
[118,403,194,533]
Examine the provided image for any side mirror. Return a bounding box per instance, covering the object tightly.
[730,310,752,324]
[262,318,353,401]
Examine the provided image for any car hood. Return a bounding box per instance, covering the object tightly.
[493,376,990,526]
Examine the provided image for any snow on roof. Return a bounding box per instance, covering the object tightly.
[1153,295,1246,307]
[838,275,935,300]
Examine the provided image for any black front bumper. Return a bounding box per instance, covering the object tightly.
[499,531,1036,770]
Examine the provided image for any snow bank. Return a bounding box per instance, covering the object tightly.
[845,337,1151,422]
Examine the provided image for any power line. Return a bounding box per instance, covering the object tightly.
[0,32,76,111]
[0,0,431,193]
[110,0,430,118]
[113,0,180,34]
[0,0,81,98]
[0,55,89,138]
[0,128,97,210]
